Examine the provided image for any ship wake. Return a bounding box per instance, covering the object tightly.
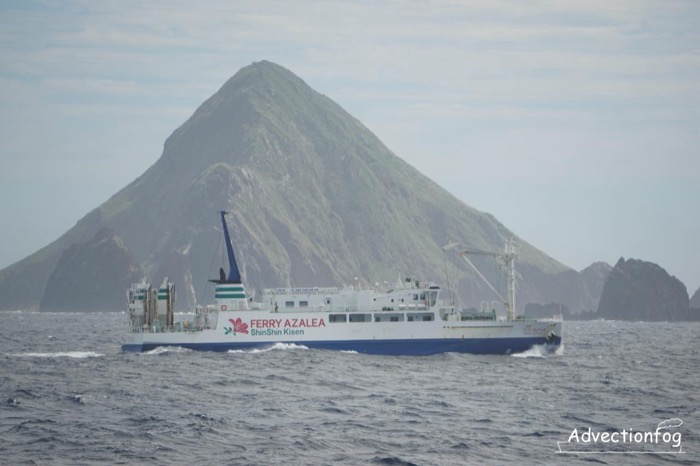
[512,343,564,358]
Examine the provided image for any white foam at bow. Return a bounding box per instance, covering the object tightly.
[511,343,564,358]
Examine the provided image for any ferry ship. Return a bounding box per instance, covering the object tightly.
[122,212,562,355]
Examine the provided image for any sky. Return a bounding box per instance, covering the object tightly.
[1,1,698,291]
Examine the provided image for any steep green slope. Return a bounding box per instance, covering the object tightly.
[40,228,143,312]
[0,61,571,311]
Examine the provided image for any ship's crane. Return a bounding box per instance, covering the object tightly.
[444,239,518,320]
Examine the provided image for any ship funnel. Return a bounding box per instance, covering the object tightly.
[212,211,249,311]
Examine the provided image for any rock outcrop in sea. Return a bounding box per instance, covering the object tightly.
[596,257,693,321]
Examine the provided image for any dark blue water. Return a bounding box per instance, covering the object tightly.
[1,311,698,465]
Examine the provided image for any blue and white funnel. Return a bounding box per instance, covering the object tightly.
[215,211,249,311]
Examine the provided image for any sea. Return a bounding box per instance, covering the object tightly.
[0,311,697,466]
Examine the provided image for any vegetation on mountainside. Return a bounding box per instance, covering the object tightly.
[1,61,579,312]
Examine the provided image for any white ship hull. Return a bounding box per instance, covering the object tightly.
[123,211,563,356]
[122,309,562,355]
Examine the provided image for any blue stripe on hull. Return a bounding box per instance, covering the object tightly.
[122,336,562,355]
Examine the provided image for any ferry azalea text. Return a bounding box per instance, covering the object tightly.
[250,318,326,329]
[247,317,327,337]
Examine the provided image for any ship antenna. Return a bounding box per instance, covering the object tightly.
[220,210,242,284]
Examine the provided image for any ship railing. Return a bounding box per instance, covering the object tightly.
[130,322,214,333]
[128,324,143,333]
[372,302,432,312]
[538,313,564,322]
[459,313,498,322]
[269,305,328,313]
[512,313,564,322]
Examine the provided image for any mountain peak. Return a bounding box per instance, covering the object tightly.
[163,60,328,171]
[215,60,308,102]
[0,61,574,312]
[234,60,302,82]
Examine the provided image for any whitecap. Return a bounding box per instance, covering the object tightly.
[228,342,309,354]
[143,346,191,355]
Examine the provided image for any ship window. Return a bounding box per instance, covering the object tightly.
[285,301,294,308]
[413,294,418,300]
[299,301,309,307]
[349,313,371,323]
[373,313,404,323]
[407,312,434,322]
[329,314,347,323]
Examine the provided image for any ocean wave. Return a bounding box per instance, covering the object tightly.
[1,311,697,466]
[8,351,105,358]
[142,346,191,355]
[228,342,309,353]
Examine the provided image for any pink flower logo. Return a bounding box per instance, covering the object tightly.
[224,317,249,335]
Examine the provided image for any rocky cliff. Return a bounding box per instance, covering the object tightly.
[596,257,692,321]
[690,286,700,310]
[577,262,613,312]
[39,228,143,312]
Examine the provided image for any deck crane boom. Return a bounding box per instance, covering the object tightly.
[454,239,518,320]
